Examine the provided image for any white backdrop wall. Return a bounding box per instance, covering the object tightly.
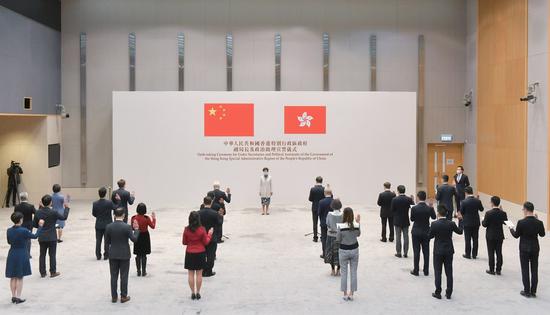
[113,91,416,208]
[61,0,467,189]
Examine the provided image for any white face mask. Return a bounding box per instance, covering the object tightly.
[457,170,462,175]
[263,172,268,176]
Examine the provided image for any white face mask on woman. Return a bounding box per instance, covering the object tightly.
[263,172,269,176]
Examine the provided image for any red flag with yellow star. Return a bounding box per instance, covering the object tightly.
[204,103,254,136]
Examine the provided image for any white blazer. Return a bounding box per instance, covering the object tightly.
[259,175,273,197]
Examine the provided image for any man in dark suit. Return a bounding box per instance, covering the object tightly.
[318,188,334,259]
[482,196,508,275]
[199,196,223,277]
[410,191,436,276]
[93,186,119,260]
[458,186,484,259]
[105,207,140,303]
[429,205,463,300]
[453,165,470,212]
[111,179,135,223]
[14,192,36,257]
[436,175,457,220]
[308,176,325,242]
[208,181,231,243]
[509,201,546,298]
[33,194,70,278]
[377,182,396,242]
[391,185,414,258]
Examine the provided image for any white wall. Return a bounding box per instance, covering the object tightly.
[61,0,467,189]
[112,91,416,208]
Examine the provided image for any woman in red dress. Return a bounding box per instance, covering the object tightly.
[182,211,213,300]
[130,203,156,276]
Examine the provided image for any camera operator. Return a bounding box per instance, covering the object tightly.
[4,161,23,207]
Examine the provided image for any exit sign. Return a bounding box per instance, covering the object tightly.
[441,134,453,142]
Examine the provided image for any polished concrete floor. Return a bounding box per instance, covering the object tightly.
[0,200,549,314]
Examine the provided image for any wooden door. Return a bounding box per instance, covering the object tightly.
[427,143,464,199]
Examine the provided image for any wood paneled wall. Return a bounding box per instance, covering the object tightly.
[477,0,527,204]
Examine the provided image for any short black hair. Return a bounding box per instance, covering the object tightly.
[417,191,427,201]
[491,196,501,207]
[41,194,52,207]
[117,179,126,188]
[136,203,147,215]
[437,204,448,217]
[52,184,61,193]
[465,186,473,195]
[457,165,464,171]
[523,201,534,212]
[98,186,107,198]
[262,167,269,172]
[442,175,449,182]
[316,176,323,183]
[397,185,406,194]
[203,196,213,206]
[11,211,23,224]
[383,182,391,189]
[330,198,342,210]
[114,207,125,217]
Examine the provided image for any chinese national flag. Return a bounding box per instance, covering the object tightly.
[204,103,254,137]
[284,106,326,134]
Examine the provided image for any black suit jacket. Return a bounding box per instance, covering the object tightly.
[429,218,463,255]
[458,196,484,227]
[209,189,231,214]
[436,184,456,213]
[391,195,414,227]
[105,220,139,260]
[377,190,396,218]
[482,208,508,240]
[33,207,70,242]
[410,202,436,237]
[510,216,545,253]
[308,185,325,213]
[14,202,36,230]
[199,207,223,243]
[453,174,470,197]
[318,196,333,227]
[111,188,134,213]
[92,198,118,230]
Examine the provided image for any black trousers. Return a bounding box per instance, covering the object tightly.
[434,253,453,295]
[312,211,318,239]
[4,183,17,207]
[39,241,57,275]
[204,241,218,274]
[412,234,430,274]
[381,217,394,240]
[463,226,479,258]
[320,225,328,255]
[520,250,539,294]
[95,228,108,259]
[109,259,130,299]
[486,238,503,272]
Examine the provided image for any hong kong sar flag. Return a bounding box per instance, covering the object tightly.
[284,106,326,134]
[204,103,254,137]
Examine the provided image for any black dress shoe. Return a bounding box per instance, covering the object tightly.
[520,291,531,298]
[403,254,408,258]
[432,293,442,299]
[40,274,47,278]
[445,294,452,300]
[14,298,26,304]
[531,292,537,298]
[395,253,402,258]
[96,257,101,261]
[320,254,324,259]
[472,256,477,259]
[486,270,495,275]
[410,270,419,276]
[196,293,201,300]
[462,254,471,259]
[112,297,118,303]
[380,238,387,242]
[203,271,216,277]
[104,256,109,260]
[389,238,394,242]
[424,271,429,276]
[191,293,196,300]
[313,238,318,243]
[218,239,225,243]
[496,271,501,275]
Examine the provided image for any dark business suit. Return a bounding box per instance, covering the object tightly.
[199,207,223,275]
[14,202,36,255]
[510,216,546,295]
[391,194,414,256]
[411,202,436,274]
[458,196,484,258]
[105,220,139,299]
[482,208,508,273]
[377,190,396,241]
[453,173,470,211]
[436,184,456,220]
[429,218,463,297]
[318,196,333,256]
[111,188,134,223]
[92,198,118,259]
[308,184,325,240]
[209,189,231,241]
[33,206,70,276]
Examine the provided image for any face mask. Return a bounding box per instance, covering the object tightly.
[263,172,268,176]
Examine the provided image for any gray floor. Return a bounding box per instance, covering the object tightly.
[0,201,549,314]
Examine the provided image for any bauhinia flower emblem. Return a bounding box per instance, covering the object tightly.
[297,112,314,127]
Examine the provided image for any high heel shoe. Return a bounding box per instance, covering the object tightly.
[14,298,26,304]
[11,297,16,304]
[191,293,196,300]
[196,293,201,300]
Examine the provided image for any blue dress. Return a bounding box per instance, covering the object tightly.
[52,192,66,228]
[5,226,42,278]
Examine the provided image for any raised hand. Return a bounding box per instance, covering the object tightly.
[356,213,361,223]
[131,191,135,198]
[63,203,70,209]
[151,212,156,220]
[208,228,214,235]
[226,187,231,194]
[38,219,45,227]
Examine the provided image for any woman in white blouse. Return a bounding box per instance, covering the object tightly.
[259,167,273,215]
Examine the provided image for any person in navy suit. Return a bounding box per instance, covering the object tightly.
[436,175,457,220]
[377,182,396,242]
[453,166,470,212]
[318,188,334,259]
[481,196,508,275]
[457,187,484,259]
[410,191,436,276]
[308,176,325,242]
[391,185,415,258]
[111,179,135,223]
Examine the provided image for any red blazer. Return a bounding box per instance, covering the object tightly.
[131,214,156,232]
[182,226,211,253]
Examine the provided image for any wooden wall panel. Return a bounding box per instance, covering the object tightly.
[477,0,527,204]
